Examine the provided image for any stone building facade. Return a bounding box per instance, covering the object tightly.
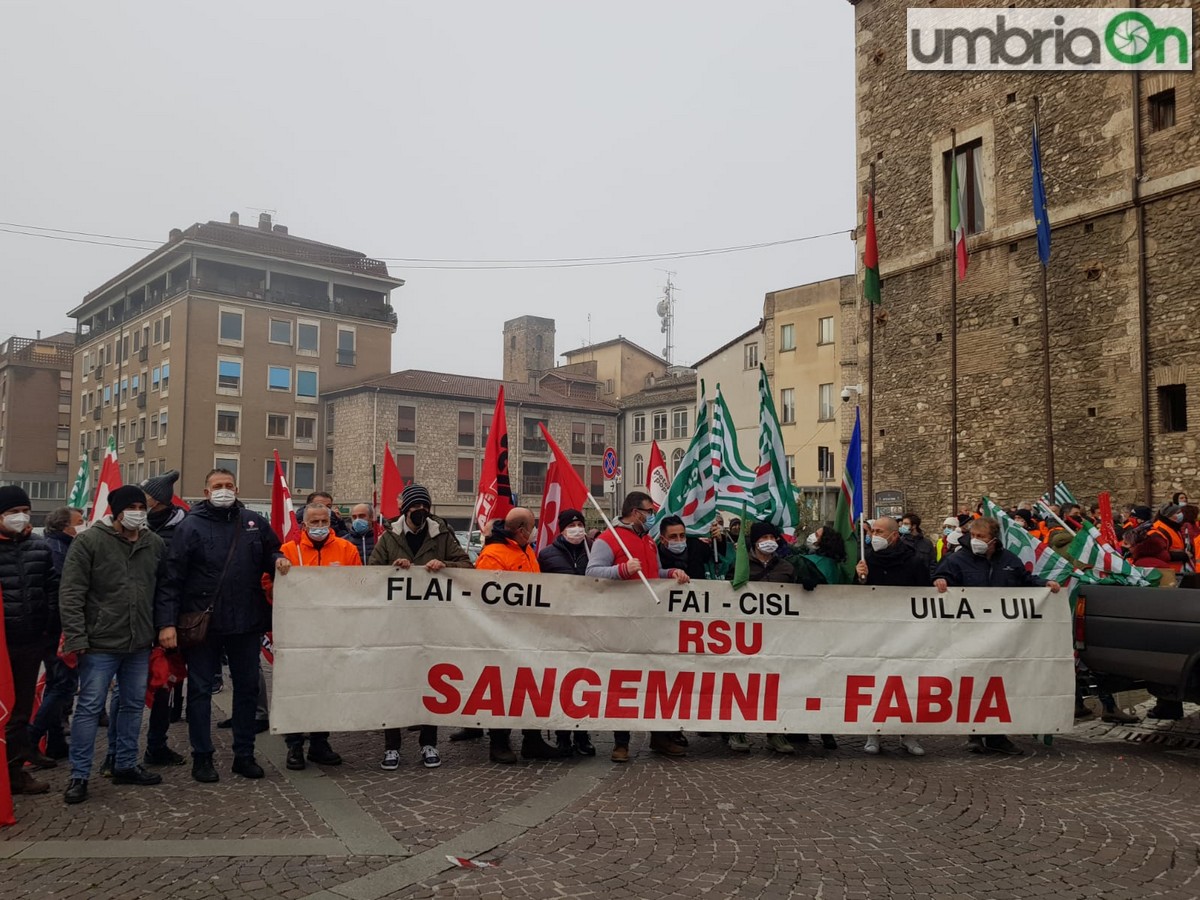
[617,369,698,510]
[848,0,1200,517]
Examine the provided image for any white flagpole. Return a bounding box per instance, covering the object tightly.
[585,492,662,604]
[1036,500,1075,536]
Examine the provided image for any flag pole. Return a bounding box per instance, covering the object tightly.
[857,404,867,564]
[1035,499,1075,536]
[866,162,876,512]
[949,128,960,516]
[1034,95,1057,500]
[585,492,662,605]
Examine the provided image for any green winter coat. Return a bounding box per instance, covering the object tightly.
[59,520,165,654]
[368,515,472,569]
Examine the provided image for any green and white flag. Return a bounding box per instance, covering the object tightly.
[1039,480,1077,508]
[752,365,800,533]
[663,389,716,536]
[1067,518,1160,587]
[711,385,756,518]
[982,497,1076,585]
[68,454,90,509]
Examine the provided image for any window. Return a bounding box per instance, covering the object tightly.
[633,413,646,443]
[326,404,336,435]
[590,423,606,454]
[325,447,334,477]
[457,458,475,493]
[215,456,239,482]
[297,321,319,353]
[217,359,242,393]
[396,405,416,443]
[589,465,604,496]
[817,446,835,480]
[269,319,292,345]
[161,362,170,393]
[159,410,168,441]
[268,414,290,439]
[149,414,159,439]
[1150,89,1176,132]
[151,367,160,392]
[818,383,835,422]
[671,409,688,440]
[396,453,415,487]
[219,309,244,344]
[634,454,644,485]
[293,461,315,492]
[132,330,140,353]
[671,448,684,476]
[295,416,316,444]
[337,327,356,366]
[571,421,586,455]
[818,316,834,345]
[744,342,759,369]
[481,412,493,446]
[120,377,129,404]
[216,408,240,440]
[652,411,668,441]
[523,460,548,495]
[946,140,986,236]
[268,366,291,391]
[153,319,162,345]
[523,417,549,453]
[103,385,111,407]
[780,323,796,352]
[785,454,796,483]
[266,458,288,485]
[296,368,318,400]
[1160,384,1188,432]
[161,315,171,344]
[780,388,796,424]
[118,423,126,448]
[458,411,475,448]
[604,379,615,394]
[131,374,140,396]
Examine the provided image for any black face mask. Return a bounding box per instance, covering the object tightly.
[408,509,429,530]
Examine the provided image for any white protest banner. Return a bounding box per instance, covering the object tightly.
[271,569,1075,736]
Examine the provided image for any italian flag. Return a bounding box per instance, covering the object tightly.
[89,436,122,524]
[950,152,969,280]
[863,189,881,305]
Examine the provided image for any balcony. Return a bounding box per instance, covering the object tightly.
[135,438,145,455]
[136,392,147,410]
[523,478,545,495]
[90,447,100,462]
[590,439,606,456]
[93,364,104,378]
[336,349,356,367]
[92,407,102,421]
[522,436,548,454]
[138,345,149,362]
[571,439,587,455]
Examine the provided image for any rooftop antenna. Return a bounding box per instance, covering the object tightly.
[655,271,677,364]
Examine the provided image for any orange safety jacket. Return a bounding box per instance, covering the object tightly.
[474,538,540,573]
[1147,520,1186,572]
[282,532,363,568]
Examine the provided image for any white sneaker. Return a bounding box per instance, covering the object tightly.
[380,750,401,771]
[420,745,442,769]
[900,736,925,756]
[863,735,881,755]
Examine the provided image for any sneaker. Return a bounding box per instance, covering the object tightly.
[231,756,265,779]
[64,778,88,804]
[99,754,115,778]
[984,736,1024,756]
[649,734,687,757]
[965,736,988,754]
[380,750,401,771]
[821,735,839,751]
[574,734,596,757]
[306,743,342,766]
[144,746,186,767]
[211,677,224,695]
[1101,709,1141,724]
[727,733,751,752]
[28,749,58,770]
[1147,702,1184,720]
[449,727,484,742]
[112,765,163,786]
[765,734,795,755]
[192,753,219,783]
[555,736,575,758]
[673,733,689,748]
[11,769,50,795]
[611,745,630,763]
[521,734,561,760]
[420,745,442,769]
[899,736,926,757]
[863,735,881,755]
[287,746,307,770]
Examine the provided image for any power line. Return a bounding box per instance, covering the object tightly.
[0,220,854,270]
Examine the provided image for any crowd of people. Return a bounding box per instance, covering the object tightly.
[1,470,1189,808]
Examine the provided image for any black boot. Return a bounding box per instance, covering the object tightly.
[286,745,306,770]
[112,765,163,786]
[306,741,342,766]
[574,733,597,757]
[192,752,219,783]
[521,732,561,760]
[232,755,265,779]
[64,778,88,804]
[450,727,484,742]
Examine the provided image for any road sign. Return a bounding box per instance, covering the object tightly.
[602,447,619,479]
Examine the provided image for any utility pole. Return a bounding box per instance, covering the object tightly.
[656,272,676,365]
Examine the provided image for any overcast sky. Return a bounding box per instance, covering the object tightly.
[0,1,856,377]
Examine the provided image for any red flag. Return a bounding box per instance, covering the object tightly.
[89,439,122,524]
[270,451,302,545]
[646,440,670,512]
[474,387,514,532]
[1097,491,1120,550]
[0,586,15,826]
[380,442,403,521]
[172,495,191,511]
[535,423,591,551]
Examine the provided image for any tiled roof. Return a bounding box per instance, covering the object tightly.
[618,373,698,409]
[561,336,668,365]
[331,369,619,414]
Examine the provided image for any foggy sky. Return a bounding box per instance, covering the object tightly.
[0,1,856,377]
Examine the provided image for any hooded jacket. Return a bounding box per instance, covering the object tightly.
[347,524,377,565]
[59,518,165,654]
[154,500,283,635]
[933,535,1047,588]
[147,504,188,555]
[282,530,363,568]
[538,533,590,576]
[860,538,932,587]
[0,528,59,644]
[475,533,540,572]
[368,514,472,569]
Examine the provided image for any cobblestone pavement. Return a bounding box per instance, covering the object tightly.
[5,696,1200,900]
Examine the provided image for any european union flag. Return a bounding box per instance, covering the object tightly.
[1032,122,1051,267]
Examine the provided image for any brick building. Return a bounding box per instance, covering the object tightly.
[0,332,75,523]
[67,213,402,505]
[848,0,1200,517]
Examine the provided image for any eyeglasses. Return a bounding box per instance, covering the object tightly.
[638,507,655,514]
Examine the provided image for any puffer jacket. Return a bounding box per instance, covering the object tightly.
[538,534,590,576]
[147,504,188,556]
[933,535,1046,588]
[59,519,165,654]
[347,525,377,565]
[0,529,60,644]
[154,500,283,635]
[44,530,74,576]
[368,515,472,568]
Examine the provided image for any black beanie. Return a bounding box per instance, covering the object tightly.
[400,484,432,515]
[140,469,179,506]
[0,485,31,514]
[558,508,585,530]
[109,485,146,520]
[749,520,779,544]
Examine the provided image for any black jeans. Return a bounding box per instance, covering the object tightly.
[6,640,48,772]
[285,731,331,749]
[28,654,77,747]
[146,687,172,752]
[184,631,261,758]
[383,725,437,750]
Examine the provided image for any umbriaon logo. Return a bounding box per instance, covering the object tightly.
[907,8,1192,72]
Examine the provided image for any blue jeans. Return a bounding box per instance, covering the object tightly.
[69,651,151,780]
[184,631,261,758]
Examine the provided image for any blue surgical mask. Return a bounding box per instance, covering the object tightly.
[898,525,911,535]
[307,526,331,542]
[351,518,371,534]
[667,540,688,555]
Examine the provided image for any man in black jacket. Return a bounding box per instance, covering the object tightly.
[854,516,930,758]
[657,515,709,580]
[0,485,60,794]
[347,503,377,565]
[156,469,289,783]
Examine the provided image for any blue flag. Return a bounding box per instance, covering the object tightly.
[1032,122,1051,267]
[833,406,863,583]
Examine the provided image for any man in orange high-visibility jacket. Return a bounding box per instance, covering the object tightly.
[1147,504,1189,573]
[276,503,359,769]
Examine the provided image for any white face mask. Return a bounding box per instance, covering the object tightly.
[870,535,890,552]
[805,533,818,549]
[970,537,990,556]
[209,488,236,508]
[756,539,778,555]
[2,512,31,533]
[120,509,148,530]
[563,525,586,545]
